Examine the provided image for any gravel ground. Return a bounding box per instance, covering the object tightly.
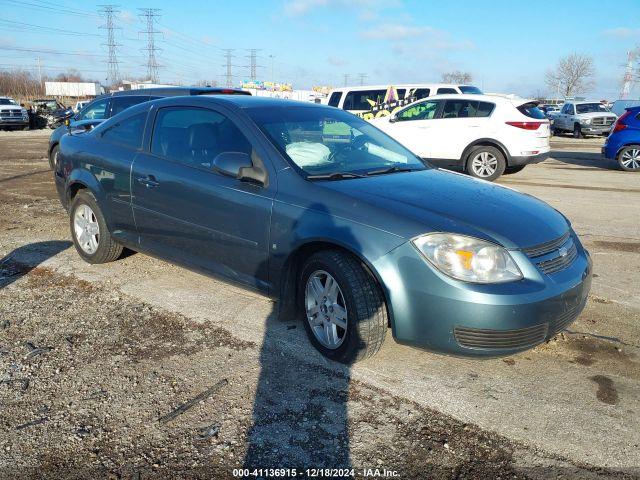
[0,130,638,479]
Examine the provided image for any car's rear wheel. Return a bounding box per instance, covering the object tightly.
[49,145,59,170]
[466,146,506,181]
[504,165,526,175]
[573,124,583,138]
[69,190,123,264]
[617,145,640,171]
[299,250,387,363]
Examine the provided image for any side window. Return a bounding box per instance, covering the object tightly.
[151,107,253,170]
[412,88,431,100]
[442,100,478,119]
[101,112,147,149]
[328,92,342,108]
[110,96,150,116]
[476,102,495,117]
[343,89,385,110]
[77,98,109,120]
[437,88,458,94]
[396,100,439,121]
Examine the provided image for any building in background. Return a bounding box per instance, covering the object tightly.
[44,82,104,98]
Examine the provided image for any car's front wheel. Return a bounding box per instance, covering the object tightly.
[466,146,506,181]
[69,190,123,264]
[573,124,583,139]
[617,145,640,171]
[49,145,59,170]
[299,250,387,363]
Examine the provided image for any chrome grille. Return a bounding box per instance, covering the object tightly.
[536,243,577,274]
[454,324,548,350]
[591,116,616,126]
[0,109,22,118]
[522,231,570,258]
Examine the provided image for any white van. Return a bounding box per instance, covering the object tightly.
[326,84,482,118]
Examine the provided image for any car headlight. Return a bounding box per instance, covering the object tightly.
[581,118,591,125]
[412,233,523,283]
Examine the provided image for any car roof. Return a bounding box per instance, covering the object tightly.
[105,87,249,97]
[328,83,474,93]
[150,94,324,110]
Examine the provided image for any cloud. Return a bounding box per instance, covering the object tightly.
[283,0,329,16]
[360,23,475,52]
[361,23,434,40]
[326,56,348,66]
[602,27,640,38]
[119,10,136,25]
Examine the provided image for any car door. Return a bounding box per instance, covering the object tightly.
[374,99,441,158]
[428,99,494,163]
[130,104,275,291]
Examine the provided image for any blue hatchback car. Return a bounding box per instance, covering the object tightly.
[603,106,640,171]
[54,96,592,363]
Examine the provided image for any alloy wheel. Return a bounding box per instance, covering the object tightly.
[471,151,498,177]
[73,204,100,254]
[621,148,640,170]
[305,270,348,349]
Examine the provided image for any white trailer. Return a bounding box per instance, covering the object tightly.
[44,82,104,98]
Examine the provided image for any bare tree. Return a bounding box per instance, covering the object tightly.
[545,53,595,98]
[0,70,44,101]
[441,71,473,84]
[55,69,85,82]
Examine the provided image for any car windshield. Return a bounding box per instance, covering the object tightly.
[576,103,609,114]
[248,105,428,178]
[0,98,17,105]
[459,86,483,94]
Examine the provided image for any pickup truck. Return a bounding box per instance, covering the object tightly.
[552,101,617,138]
[0,96,29,130]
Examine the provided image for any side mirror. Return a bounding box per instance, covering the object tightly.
[213,152,266,185]
[389,114,399,123]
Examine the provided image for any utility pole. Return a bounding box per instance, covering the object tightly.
[35,56,42,87]
[99,5,120,87]
[357,73,367,86]
[139,8,161,83]
[244,49,263,82]
[343,73,349,87]
[222,49,235,87]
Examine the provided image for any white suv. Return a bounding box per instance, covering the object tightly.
[369,94,550,181]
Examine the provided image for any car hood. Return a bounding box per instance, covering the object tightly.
[319,169,569,249]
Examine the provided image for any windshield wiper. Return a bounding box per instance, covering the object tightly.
[365,165,417,176]
[306,172,366,180]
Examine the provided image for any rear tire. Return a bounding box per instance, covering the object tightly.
[69,190,123,264]
[504,165,526,175]
[573,124,583,139]
[465,146,506,181]
[299,250,387,363]
[617,145,640,171]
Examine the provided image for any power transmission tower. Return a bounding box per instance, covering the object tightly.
[139,8,162,83]
[244,49,263,82]
[99,5,120,87]
[343,73,349,86]
[268,54,275,83]
[222,49,236,87]
[357,73,367,86]
[620,48,640,99]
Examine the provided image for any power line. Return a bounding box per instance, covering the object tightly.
[343,73,349,87]
[99,5,120,87]
[139,8,162,83]
[0,18,100,36]
[358,73,368,86]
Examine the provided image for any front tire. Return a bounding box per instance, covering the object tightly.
[617,145,640,171]
[573,124,583,139]
[49,145,59,170]
[69,190,123,264]
[465,146,506,181]
[299,250,387,363]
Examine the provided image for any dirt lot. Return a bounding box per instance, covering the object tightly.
[0,130,638,479]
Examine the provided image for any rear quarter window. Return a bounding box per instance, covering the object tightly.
[343,89,386,110]
[328,92,342,108]
[517,103,546,119]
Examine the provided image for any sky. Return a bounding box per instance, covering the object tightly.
[1,0,639,99]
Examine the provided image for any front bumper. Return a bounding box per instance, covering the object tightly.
[580,124,612,135]
[373,234,592,357]
[0,118,28,127]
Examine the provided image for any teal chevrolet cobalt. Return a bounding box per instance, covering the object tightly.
[54,96,591,363]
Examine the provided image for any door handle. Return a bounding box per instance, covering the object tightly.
[136,175,159,188]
